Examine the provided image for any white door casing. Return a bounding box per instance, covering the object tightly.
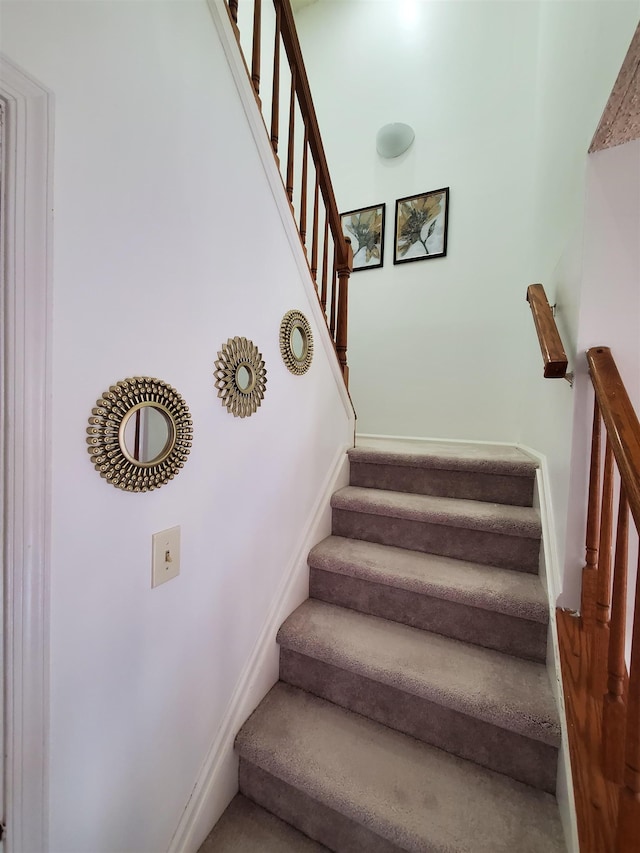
[0,54,53,853]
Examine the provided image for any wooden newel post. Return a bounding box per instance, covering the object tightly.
[335,237,353,387]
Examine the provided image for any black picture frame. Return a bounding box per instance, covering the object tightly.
[394,187,449,264]
[340,203,386,271]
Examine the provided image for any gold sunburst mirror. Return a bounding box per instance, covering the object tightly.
[214,336,267,418]
[279,309,313,375]
[86,377,193,492]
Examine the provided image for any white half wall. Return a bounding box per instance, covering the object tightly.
[0,2,353,851]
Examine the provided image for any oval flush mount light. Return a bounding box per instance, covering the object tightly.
[376,123,415,159]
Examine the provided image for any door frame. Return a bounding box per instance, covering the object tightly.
[0,54,52,853]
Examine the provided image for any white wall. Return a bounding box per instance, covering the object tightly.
[561,138,640,609]
[295,0,639,603]
[296,0,541,441]
[517,1,639,604]
[0,2,353,851]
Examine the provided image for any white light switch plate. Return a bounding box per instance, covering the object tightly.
[152,526,181,588]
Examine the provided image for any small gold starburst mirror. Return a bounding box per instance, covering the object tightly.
[279,310,313,375]
[86,377,193,492]
[214,336,267,418]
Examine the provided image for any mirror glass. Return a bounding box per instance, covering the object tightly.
[236,364,254,392]
[122,404,173,464]
[290,325,306,361]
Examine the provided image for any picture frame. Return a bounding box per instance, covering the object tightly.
[394,187,449,264]
[340,203,385,271]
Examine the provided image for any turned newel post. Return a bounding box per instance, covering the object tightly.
[335,238,353,387]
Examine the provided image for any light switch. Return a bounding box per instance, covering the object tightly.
[152,526,180,588]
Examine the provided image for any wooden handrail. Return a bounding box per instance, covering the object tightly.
[526,283,569,379]
[588,347,640,533]
[579,345,640,851]
[224,0,352,384]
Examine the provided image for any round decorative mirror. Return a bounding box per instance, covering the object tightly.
[280,309,313,375]
[235,363,256,394]
[214,336,267,418]
[121,402,175,465]
[86,377,193,492]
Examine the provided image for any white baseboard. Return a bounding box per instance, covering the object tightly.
[167,444,351,853]
[356,431,525,448]
[531,463,580,853]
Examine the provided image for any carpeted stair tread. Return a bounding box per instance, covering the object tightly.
[198,794,330,852]
[350,439,537,476]
[236,682,565,853]
[309,535,548,622]
[332,486,541,538]
[277,599,560,747]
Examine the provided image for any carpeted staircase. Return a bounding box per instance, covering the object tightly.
[200,439,566,852]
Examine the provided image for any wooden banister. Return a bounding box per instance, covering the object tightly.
[526,283,570,379]
[225,0,352,385]
[588,347,640,533]
[578,345,640,851]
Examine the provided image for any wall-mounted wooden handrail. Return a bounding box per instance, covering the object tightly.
[526,283,570,380]
[578,345,640,852]
[224,0,352,384]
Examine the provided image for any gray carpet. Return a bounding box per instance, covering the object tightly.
[199,440,566,852]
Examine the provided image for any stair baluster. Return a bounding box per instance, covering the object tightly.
[616,551,640,849]
[224,0,352,385]
[590,438,614,698]
[270,4,280,156]
[601,487,629,783]
[581,399,602,630]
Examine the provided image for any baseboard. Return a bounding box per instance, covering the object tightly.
[167,443,351,853]
[530,463,580,853]
[356,431,525,448]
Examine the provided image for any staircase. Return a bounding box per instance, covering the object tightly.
[200,439,566,852]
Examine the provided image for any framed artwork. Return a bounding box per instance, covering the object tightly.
[394,187,449,264]
[340,203,385,271]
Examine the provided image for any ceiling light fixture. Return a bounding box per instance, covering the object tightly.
[376,123,415,159]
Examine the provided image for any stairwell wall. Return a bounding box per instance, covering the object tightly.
[294,0,639,604]
[0,3,353,851]
[517,2,639,608]
[294,0,541,441]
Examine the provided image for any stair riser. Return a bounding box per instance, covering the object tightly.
[309,568,547,662]
[280,650,557,794]
[349,461,534,507]
[332,509,540,573]
[239,760,402,853]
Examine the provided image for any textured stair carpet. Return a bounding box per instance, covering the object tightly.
[200,439,566,852]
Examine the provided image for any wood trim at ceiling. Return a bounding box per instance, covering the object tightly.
[590,22,640,152]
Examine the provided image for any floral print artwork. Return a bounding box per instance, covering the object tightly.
[394,188,449,263]
[341,204,385,271]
